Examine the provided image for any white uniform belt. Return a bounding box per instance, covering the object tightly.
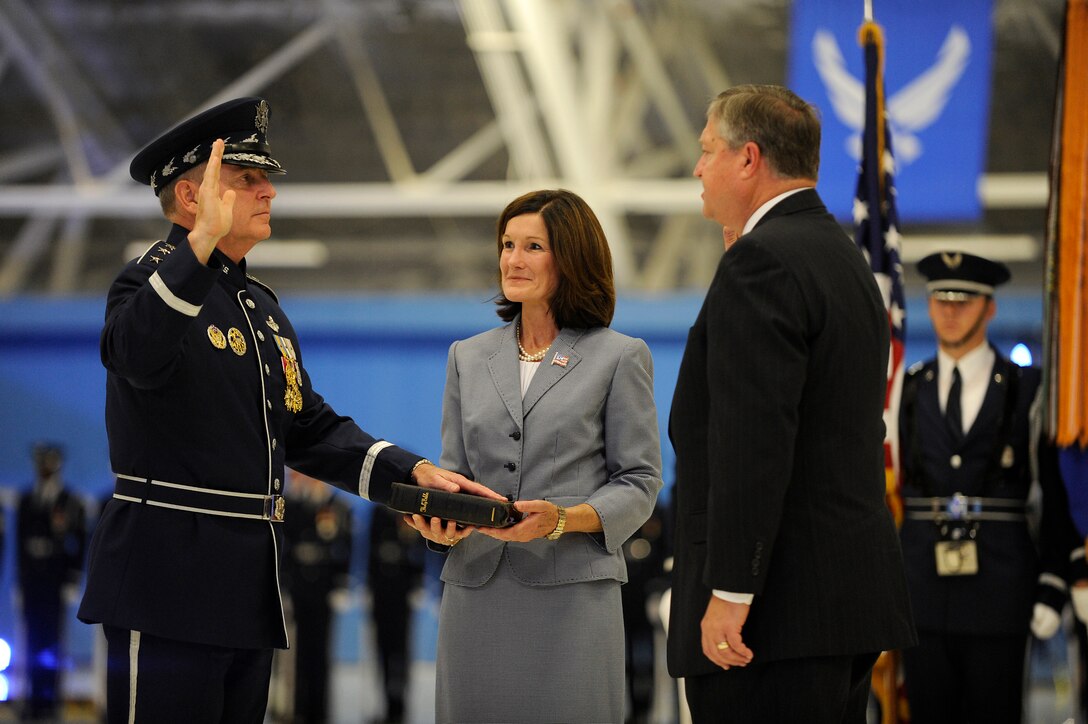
[113,473,285,522]
[903,495,1026,522]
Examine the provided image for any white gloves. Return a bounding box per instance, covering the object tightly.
[1030,602,1062,640]
[1073,587,1088,625]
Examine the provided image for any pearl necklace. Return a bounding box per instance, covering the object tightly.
[516,322,547,362]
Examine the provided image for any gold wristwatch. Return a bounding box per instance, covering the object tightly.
[545,505,567,540]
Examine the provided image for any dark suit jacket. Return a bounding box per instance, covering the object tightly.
[667,189,916,677]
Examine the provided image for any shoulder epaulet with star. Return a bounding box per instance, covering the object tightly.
[136,240,177,266]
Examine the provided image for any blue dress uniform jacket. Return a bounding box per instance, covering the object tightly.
[899,351,1073,635]
[78,224,422,650]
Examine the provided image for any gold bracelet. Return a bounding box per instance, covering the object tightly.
[410,458,433,480]
[545,505,566,540]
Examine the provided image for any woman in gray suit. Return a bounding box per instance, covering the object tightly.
[406,189,663,723]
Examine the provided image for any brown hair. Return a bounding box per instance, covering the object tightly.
[494,189,615,329]
[707,84,821,181]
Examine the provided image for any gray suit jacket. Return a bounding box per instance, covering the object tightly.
[438,320,663,587]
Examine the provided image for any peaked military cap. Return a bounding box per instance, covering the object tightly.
[917,251,1011,301]
[130,97,286,196]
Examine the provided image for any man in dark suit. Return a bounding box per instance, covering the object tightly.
[898,251,1079,722]
[667,84,917,722]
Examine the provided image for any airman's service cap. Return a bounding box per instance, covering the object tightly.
[917,251,1010,301]
[129,97,286,196]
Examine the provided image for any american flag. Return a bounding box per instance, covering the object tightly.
[853,19,906,524]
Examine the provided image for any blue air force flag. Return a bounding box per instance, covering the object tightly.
[788,0,993,222]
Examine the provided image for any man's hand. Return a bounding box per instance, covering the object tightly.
[411,462,505,500]
[187,138,235,263]
[701,595,754,670]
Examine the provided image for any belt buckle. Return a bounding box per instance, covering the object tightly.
[265,495,286,522]
[946,492,968,521]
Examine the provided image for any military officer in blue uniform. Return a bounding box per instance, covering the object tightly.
[898,251,1079,723]
[77,97,497,724]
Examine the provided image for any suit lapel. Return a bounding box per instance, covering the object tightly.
[487,323,525,428]
[523,328,584,417]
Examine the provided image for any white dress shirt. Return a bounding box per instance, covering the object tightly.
[937,343,995,436]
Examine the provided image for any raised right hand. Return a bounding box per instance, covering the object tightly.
[187,138,235,263]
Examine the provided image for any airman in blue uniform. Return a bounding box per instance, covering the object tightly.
[898,251,1080,723]
[76,97,493,724]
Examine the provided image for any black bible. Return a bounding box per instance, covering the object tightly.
[386,482,522,528]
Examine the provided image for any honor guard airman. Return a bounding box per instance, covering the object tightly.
[17,442,87,722]
[898,251,1080,723]
[75,97,492,724]
[280,470,354,724]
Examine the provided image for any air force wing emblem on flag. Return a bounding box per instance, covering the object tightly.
[813,26,970,166]
[788,0,993,221]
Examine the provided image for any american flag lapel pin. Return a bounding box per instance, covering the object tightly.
[551,352,569,367]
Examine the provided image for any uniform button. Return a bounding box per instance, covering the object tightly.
[273,478,281,491]
[950,454,962,469]
[246,299,256,309]
[265,364,270,375]
[257,330,265,341]
[267,400,272,410]
[510,430,521,440]
[504,462,517,472]
[272,439,278,450]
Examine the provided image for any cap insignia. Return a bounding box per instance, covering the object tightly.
[162,157,177,177]
[242,133,259,144]
[255,100,270,135]
[149,170,158,191]
[183,145,201,164]
[941,252,963,269]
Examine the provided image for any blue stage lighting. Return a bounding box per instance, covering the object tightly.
[0,638,10,671]
[1010,343,1033,367]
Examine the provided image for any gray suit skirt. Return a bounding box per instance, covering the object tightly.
[435,568,624,723]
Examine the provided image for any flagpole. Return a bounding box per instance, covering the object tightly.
[864,0,873,22]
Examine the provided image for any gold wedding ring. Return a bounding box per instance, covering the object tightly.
[716,641,730,651]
